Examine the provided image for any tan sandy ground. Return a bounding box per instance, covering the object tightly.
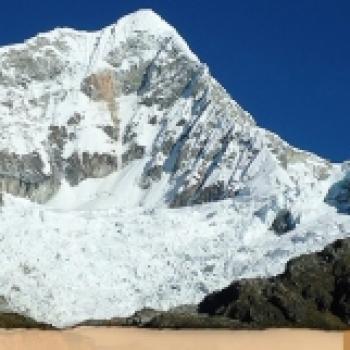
[0,328,343,350]
[344,332,350,350]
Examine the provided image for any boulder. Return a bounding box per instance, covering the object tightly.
[198,238,350,330]
[325,175,350,214]
[270,209,296,235]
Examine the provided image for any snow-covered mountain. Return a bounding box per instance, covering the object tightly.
[0,9,349,327]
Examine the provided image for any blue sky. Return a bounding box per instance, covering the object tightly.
[1,1,349,161]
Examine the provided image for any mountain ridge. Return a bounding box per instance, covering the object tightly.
[0,8,335,207]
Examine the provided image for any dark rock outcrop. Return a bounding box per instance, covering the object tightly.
[0,313,53,329]
[270,209,296,235]
[64,152,118,186]
[49,124,119,187]
[79,305,241,329]
[198,238,350,330]
[0,151,58,203]
[0,296,53,329]
[122,143,145,165]
[326,175,350,214]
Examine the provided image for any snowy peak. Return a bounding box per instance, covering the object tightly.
[0,9,256,207]
[113,8,172,32]
[0,8,344,217]
[109,9,198,61]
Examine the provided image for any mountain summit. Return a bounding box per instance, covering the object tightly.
[0,10,349,327]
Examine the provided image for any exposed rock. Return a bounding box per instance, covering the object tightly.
[198,238,350,330]
[64,152,119,186]
[77,317,126,328]
[77,308,161,328]
[270,209,296,235]
[148,115,158,125]
[101,125,119,141]
[0,175,58,204]
[193,181,225,204]
[81,70,120,129]
[0,124,119,198]
[2,44,65,83]
[125,308,162,326]
[146,165,163,182]
[48,125,69,150]
[143,311,240,329]
[0,151,58,203]
[0,313,53,329]
[325,174,350,214]
[67,112,83,126]
[136,304,238,329]
[79,305,241,329]
[81,70,118,103]
[0,151,47,185]
[49,125,119,186]
[105,32,156,94]
[137,40,201,110]
[122,144,145,165]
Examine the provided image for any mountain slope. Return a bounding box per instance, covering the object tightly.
[0,9,349,327]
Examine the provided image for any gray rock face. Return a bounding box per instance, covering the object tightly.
[64,152,119,186]
[270,209,296,235]
[122,143,145,165]
[48,124,119,186]
[137,40,201,110]
[106,32,157,95]
[0,296,53,329]
[198,238,350,330]
[0,121,119,200]
[1,40,65,85]
[79,305,240,329]
[326,174,350,214]
[0,313,54,329]
[0,151,57,203]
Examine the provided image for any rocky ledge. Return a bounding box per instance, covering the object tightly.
[78,305,241,329]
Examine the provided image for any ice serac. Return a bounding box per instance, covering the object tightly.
[0,9,349,327]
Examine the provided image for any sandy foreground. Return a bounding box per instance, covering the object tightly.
[0,328,344,350]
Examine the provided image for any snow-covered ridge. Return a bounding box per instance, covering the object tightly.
[0,9,349,327]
